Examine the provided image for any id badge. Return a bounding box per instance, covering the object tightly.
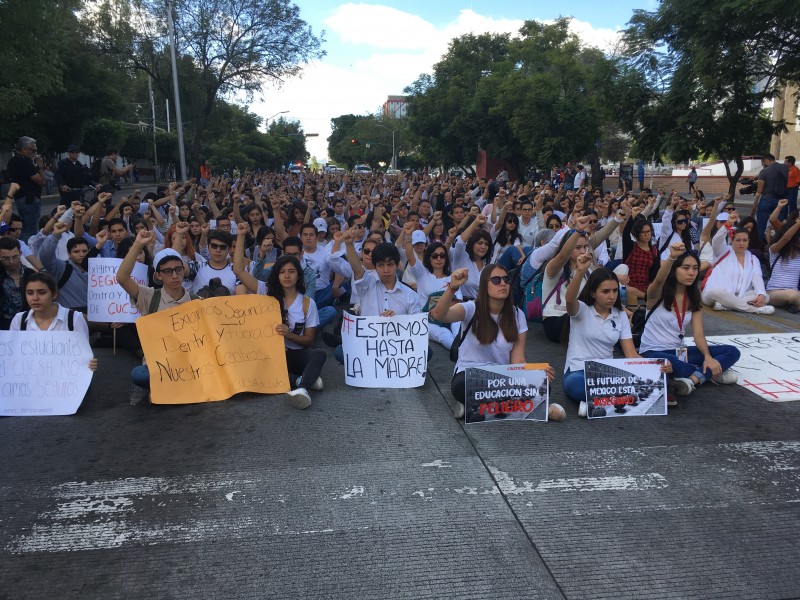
[676,346,688,362]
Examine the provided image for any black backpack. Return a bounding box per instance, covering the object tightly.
[195,277,231,299]
[449,316,475,362]
[20,309,75,331]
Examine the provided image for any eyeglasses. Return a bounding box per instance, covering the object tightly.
[158,266,185,277]
[362,247,372,255]
[489,275,511,285]
[352,223,365,229]
[209,243,229,250]
[675,219,688,224]
[588,219,598,225]
[430,252,447,259]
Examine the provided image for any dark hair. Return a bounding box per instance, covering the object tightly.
[473,263,519,345]
[578,268,621,310]
[23,271,58,295]
[422,242,452,275]
[632,216,654,241]
[787,156,796,166]
[0,237,21,251]
[267,255,306,318]
[671,209,693,247]
[207,230,233,247]
[286,202,307,226]
[545,214,562,229]
[495,212,521,248]
[299,222,317,235]
[735,217,761,251]
[466,229,492,262]
[66,237,89,252]
[371,242,400,266]
[107,217,126,230]
[256,225,276,247]
[346,214,363,228]
[776,217,800,259]
[117,237,153,266]
[282,236,302,252]
[660,252,702,312]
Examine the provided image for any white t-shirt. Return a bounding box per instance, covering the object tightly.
[564,302,631,373]
[409,260,461,312]
[303,245,332,289]
[454,301,528,374]
[283,293,319,350]
[191,262,237,294]
[767,251,800,291]
[639,301,693,354]
[541,269,588,318]
[9,303,90,338]
[450,237,484,300]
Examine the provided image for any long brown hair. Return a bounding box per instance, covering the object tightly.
[474,263,519,345]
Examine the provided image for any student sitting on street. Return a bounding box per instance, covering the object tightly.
[117,231,200,402]
[192,230,237,294]
[562,254,668,416]
[39,221,90,312]
[640,242,740,397]
[429,264,560,421]
[8,272,98,371]
[766,217,800,313]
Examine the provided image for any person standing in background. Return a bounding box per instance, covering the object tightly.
[6,136,44,241]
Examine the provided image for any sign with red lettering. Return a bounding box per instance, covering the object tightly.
[87,258,148,323]
[464,364,550,424]
[584,358,667,418]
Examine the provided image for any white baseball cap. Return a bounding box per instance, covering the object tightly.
[313,217,328,233]
[411,230,427,245]
[154,248,182,270]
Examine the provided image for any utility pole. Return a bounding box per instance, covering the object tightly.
[148,76,159,183]
[166,99,171,133]
[167,1,187,181]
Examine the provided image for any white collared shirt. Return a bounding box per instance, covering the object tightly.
[564,301,631,373]
[352,270,420,316]
[9,303,90,338]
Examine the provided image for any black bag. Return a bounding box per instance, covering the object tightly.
[449,316,475,362]
[630,299,662,348]
[196,277,231,299]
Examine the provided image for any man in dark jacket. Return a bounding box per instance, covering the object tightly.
[55,144,89,206]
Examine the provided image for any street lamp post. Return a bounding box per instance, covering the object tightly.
[167,1,187,182]
[267,111,289,128]
[376,123,396,169]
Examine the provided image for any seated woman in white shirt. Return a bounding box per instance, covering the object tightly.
[429,265,560,421]
[9,272,97,371]
[561,254,664,416]
[702,227,774,314]
[640,242,740,397]
[766,217,800,313]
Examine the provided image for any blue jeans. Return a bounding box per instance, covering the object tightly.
[315,283,333,310]
[787,187,799,215]
[641,345,740,384]
[131,365,150,388]
[317,305,336,331]
[756,195,782,242]
[15,197,41,241]
[563,369,587,403]
[498,245,533,271]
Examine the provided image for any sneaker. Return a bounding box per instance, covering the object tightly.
[453,403,465,419]
[713,370,738,384]
[296,376,324,391]
[548,403,566,421]
[667,392,678,407]
[578,401,587,418]
[672,377,696,396]
[321,332,342,348]
[755,305,775,315]
[286,387,311,409]
[786,304,800,314]
[713,302,727,311]
[129,384,149,406]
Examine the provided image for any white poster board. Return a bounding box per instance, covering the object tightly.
[698,333,800,402]
[341,312,428,388]
[0,331,94,416]
[87,258,148,323]
[584,358,667,418]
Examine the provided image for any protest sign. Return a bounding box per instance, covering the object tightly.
[464,364,550,424]
[584,358,667,419]
[697,333,800,402]
[341,312,428,388]
[0,331,94,416]
[136,295,290,404]
[87,258,148,323]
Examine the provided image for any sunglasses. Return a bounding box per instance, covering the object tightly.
[362,247,372,255]
[724,206,736,211]
[158,266,185,277]
[675,219,688,224]
[430,252,447,259]
[209,242,229,250]
[588,219,598,224]
[489,275,511,285]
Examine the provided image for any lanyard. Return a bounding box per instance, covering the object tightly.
[673,294,688,341]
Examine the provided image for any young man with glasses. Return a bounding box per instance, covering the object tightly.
[192,230,237,294]
[0,237,37,329]
[117,232,201,400]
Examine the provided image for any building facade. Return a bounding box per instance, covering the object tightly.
[771,85,800,159]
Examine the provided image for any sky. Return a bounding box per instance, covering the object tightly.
[248,0,656,163]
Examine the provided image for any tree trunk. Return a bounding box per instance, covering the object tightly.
[721,154,744,198]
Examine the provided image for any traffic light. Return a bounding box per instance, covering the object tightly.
[350,138,359,145]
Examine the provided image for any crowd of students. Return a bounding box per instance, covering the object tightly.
[4,157,799,418]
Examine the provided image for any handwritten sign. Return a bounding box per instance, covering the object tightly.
[698,333,800,402]
[0,332,94,416]
[584,358,667,419]
[87,258,148,323]
[136,295,291,404]
[464,364,550,424]
[341,312,428,388]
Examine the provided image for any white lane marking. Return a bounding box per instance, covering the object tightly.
[489,467,669,495]
[337,486,365,500]
[421,459,452,468]
[51,496,134,519]
[224,491,241,501]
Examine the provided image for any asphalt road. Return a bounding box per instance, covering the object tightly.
[2,295,800,599]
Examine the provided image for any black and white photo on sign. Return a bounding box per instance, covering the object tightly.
[465,364,549,424]
[584,358,667,419]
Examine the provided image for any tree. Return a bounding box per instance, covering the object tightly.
[622,0,785,196]
[88,0,324,165]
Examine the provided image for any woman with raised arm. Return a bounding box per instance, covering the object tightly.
[640,242,740,398]
[449,214,492,301]
[429,264,560,421]
[766,217,800,313]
